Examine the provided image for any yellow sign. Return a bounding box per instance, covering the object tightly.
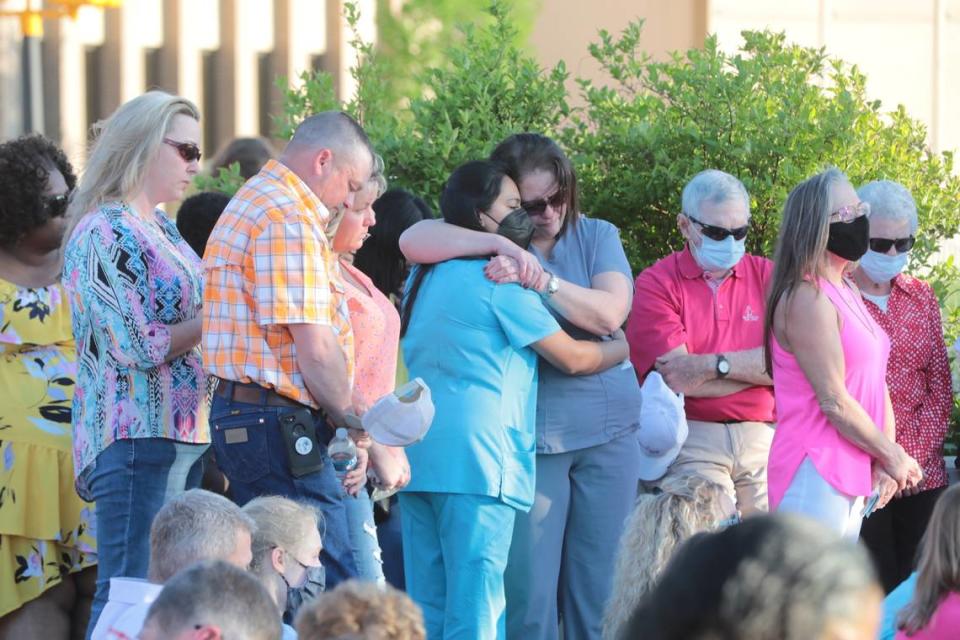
[0,0,123,37]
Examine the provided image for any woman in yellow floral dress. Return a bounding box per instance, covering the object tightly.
[0,136,96,638]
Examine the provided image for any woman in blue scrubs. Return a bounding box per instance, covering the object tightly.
[398,160,628,640]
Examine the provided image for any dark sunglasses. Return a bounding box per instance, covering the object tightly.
[42,191,72,218]
[686,214,750,241]
[163,138,202,163]
[521,190,566,217]
[869,235,915,254]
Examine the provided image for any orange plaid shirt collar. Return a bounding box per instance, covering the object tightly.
[201,159,355,408]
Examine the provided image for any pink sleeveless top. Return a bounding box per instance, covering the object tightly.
[768,277,890,508]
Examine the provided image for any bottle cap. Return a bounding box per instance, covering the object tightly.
[335,428,347,439]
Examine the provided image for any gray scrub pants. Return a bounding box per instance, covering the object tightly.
[504,432,641,640]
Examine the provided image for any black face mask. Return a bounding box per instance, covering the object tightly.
[826,214,870,262]
[492,207,535,249]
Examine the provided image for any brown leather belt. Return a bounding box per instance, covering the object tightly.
[213,378,306,409]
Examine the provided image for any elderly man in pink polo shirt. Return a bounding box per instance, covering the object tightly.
[627,169,775,515]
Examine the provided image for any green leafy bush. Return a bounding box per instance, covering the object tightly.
[570,25,960,271]
[929,260,960,456]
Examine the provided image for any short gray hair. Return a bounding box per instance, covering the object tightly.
[286,111,373,168]
[681,169,750,219]
[149,489,256,583]
[857,180,918,233]
[143,560,281,640]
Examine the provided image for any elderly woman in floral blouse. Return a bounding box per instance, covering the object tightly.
[853,180,953,594]
[62,91,209,635]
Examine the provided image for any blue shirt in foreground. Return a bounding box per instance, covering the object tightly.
[401,259,561,511]
[880,572,916,640]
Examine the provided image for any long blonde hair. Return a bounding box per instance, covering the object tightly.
[64,91,200,244]
[603,475,730,640]
[897,485,960,634]
[763,167,848,374]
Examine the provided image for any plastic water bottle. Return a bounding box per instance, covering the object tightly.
[329,428,358,479]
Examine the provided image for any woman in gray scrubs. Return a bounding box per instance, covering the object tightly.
[399,133,642,640]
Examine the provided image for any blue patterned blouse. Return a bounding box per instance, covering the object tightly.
[62,202,210,499]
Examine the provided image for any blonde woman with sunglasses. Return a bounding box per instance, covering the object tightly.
[61,91,209,636]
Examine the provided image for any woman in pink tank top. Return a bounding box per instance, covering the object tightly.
[763,168,922,538]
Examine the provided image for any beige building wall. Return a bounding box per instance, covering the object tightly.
[531,0,708,105]
[0,0,375,166]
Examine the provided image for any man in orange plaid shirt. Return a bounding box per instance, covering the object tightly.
[202,112,374,600]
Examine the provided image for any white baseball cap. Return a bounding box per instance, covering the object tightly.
[636,371,688,481]
[361,378,435,446]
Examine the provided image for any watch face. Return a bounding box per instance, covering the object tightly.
[718,358,730,374]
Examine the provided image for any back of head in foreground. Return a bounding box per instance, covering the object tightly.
[149,488,256,583]
[140,560,281,640]
[295,579,425,640]
[622,513,881,640]
[603,474,733,640]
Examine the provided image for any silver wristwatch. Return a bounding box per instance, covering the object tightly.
[542,272,560,298]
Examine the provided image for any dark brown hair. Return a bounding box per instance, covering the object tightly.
[490,133,579,236]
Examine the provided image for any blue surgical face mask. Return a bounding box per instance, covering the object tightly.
[859,250,908,284]
[692,234,745,272]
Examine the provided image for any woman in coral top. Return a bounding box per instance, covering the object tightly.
[327,154,410,585]
[764,167,922,538]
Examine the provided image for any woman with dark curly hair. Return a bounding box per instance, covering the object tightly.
[0,135,97,638]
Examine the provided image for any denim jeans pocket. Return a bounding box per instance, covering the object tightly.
[211,412,271,484]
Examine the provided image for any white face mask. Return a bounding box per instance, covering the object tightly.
[859,250,908,284]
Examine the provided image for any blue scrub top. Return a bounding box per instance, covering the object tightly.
[400,259,561,511]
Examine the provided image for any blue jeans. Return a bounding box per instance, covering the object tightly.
[344,489,385,585]
[208,392,358,590]
[83,437,207,639]
[378,496,406,590]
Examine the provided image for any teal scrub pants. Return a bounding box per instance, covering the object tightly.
[399,492,517,640]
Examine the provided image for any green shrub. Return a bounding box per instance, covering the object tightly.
[569,25,960,272]
[929,259,960,456]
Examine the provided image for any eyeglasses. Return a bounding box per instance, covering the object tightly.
[42,191,72,218]
[521,190,566,217]
[870,235,915,254]
[163,138,202,163]
[685,214,750,241]
[830,201,871,223]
